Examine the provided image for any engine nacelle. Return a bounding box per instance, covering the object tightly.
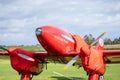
[8,47,44,77]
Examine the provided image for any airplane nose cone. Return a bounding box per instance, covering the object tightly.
[36,28,42,35]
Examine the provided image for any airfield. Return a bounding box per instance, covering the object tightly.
[0,45,120,80]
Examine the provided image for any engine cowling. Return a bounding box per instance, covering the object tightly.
[8,47,44,75]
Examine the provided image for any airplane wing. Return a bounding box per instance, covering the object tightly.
[1,49,120,64]
[103,50,120,56]
[33,52,48,59]
[103,50,120,63]
[33,50,120,64]
[0,51,77,57]
[0,52,9,55]
[0,51,48,57]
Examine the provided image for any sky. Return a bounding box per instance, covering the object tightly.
[0,0,120,45]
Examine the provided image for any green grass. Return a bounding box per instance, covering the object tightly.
[17,45,45,52]
[0,45,120,80]
[0,59,120,80]
[0,45,45,52]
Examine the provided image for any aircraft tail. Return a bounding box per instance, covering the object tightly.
[95,38,104,50]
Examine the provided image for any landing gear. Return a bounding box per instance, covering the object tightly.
[88,73,99,80]
[88,73,104,80]
[99,74,104,80]
[20,74,30,80]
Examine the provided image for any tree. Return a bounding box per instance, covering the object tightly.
[113,37,120,44]
[83,34,95,45]
[104,38,112,45]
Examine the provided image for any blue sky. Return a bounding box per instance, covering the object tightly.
[0,0,120,45]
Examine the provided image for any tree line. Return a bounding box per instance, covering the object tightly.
[83,34,120,45]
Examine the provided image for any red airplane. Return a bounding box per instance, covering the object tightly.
[0,25,120,80]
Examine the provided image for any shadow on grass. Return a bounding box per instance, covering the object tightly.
[51,76,87,80]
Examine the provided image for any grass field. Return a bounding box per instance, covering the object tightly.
[0,45,120,80]
[0,59,120,80]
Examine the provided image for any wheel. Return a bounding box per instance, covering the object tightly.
[99,75,104,80]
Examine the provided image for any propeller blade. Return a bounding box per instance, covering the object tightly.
[53,71,73,80]
[64,55,79,70]
[0,46,8,51]
[90,32,106,46]
[17,54,35,61]
[64,32,106,70]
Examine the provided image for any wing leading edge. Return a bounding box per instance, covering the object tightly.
[103,50,120,63]
[0,52,9,55]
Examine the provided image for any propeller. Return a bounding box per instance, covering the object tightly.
[17,53,35,61]
[64,32,106,70]
[0,46,8,51]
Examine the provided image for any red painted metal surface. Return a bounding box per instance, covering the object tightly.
[8,47,40,75]
[103,50,120,56]
[36,25,75,56]
[88,73,99,80]
[0,52,9,55]
[20,74,30,80]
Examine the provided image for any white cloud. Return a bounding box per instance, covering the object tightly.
[0,0,120,45]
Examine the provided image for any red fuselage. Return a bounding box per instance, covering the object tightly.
[36,25,76,56]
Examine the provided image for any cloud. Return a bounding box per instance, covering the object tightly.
[0,0,120,45]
